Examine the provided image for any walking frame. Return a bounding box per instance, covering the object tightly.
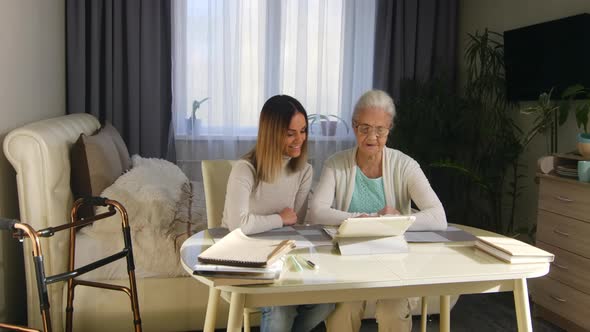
[0,197,142,332]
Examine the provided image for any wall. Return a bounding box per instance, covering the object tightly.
[0,0,65,326]
[459,1,590,233]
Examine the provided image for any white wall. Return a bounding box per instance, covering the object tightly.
[0,0,65,325]
[459,1,590,232]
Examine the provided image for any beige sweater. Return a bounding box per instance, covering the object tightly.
[309,147,447,230]
[221,158,313,234]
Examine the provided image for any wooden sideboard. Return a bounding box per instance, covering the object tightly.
[531,174,590,331]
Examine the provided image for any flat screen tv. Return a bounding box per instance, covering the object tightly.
[504,13,590,101]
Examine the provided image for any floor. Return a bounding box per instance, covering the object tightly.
[234,293,565,332]
[352,293,564,332]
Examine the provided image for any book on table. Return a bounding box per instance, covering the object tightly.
[475,236,554,264]
[193,259,286,286]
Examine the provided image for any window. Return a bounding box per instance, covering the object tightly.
[172,0,376,138]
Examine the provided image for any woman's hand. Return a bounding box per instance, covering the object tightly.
[279,208,298,226]
[379,206,400,216]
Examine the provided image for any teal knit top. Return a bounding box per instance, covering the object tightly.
[348,166,385,213]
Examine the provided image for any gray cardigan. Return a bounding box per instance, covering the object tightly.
[309,147,447,230]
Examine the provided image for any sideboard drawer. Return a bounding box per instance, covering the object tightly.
[538,178,590,222]
[531,277,590,330]
[536,210,590,258]
[537,241,590,295]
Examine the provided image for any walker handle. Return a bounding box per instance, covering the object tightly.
[0,218,17,231]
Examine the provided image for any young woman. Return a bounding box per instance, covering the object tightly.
[222,94,334,332]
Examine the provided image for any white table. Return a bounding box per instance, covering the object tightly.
[181,225,549,332]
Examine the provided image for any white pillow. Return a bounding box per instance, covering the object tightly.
[77,155,199,279]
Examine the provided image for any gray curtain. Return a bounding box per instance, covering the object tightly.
[66,0,173,159]
[373,0,458,100]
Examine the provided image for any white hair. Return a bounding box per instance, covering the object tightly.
[352,90,396,123]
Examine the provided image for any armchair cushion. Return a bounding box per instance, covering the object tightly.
[70,126,124,198]
[102,123,132,171]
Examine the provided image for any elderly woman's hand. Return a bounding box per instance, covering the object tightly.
[378,206,400,216]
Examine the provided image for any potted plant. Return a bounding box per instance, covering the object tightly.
[187,97,209,134]
[561,84,590,158]
[307,114,350,136]
[520,88,569,154]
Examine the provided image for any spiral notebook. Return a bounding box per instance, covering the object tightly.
[198,229,295,268]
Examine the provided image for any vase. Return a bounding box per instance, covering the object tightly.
[186,118,202,135]
[577,133,590,159]
[320,120,338,136]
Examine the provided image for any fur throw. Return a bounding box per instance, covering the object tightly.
[78,156,199,279]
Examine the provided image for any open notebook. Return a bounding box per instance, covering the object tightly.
[337,215,416,238]
[198,229,295,267]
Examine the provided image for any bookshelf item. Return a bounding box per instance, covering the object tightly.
[551,152,588,179]
[537,155,554,174]
[474,236,554,264]
[530,174,590,331]
[198,229,295,267]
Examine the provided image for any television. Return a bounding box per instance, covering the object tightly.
[504,13,590,101]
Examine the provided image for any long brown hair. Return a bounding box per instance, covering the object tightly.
[244,95,309,183]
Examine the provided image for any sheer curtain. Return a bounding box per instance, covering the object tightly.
[172,0,375,182]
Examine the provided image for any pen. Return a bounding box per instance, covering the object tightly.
[305,259,319,270]
[296,255,319,270]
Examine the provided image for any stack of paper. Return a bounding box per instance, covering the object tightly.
[195,229,294,285]
[475,236,554,264]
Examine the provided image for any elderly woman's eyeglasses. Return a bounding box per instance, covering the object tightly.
[354,123,390,137]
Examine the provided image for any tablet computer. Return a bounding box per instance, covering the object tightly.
[337,215,416,238]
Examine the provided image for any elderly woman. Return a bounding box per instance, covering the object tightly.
[309,89,447,332]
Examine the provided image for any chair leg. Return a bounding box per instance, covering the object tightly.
[420,296,428,332]
[243,310,251,332]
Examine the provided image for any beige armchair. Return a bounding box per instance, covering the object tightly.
[201,159,260,331]
[3,114,224,332]
[201,159,236,229]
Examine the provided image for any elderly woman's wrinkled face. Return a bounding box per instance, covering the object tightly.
[353,107,392,157]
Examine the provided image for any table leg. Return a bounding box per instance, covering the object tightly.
[420,296,428,332]
[514,278,533,332]
[227,292,246,332]
[203,287,220,332]
[439,295,450,332]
